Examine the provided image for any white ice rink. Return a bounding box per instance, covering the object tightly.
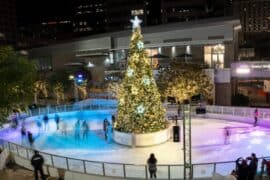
[1,111,269,165]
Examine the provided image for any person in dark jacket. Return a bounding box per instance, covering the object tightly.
[54,114,60,130]
[21,125,26,144]
[31,151,46,180]
[147,153,157,179]
[43,115,49,131]
[27,131,34,147]
[247,153,258,180]
[236,157,249,180]
[254,109,258,127]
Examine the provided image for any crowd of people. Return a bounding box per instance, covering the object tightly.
[17,113,117,148]
[235,153,258,180]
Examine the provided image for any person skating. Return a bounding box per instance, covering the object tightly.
[74,120,80,141]
[21,125,26,144]
[254,109,258,127]
[147,153,157,179]
[106,122,112,142]
[61,121,68,136]
[27,131,34,148]
[31,150,46,180]
[36,119,42,135]
[224,126,230,145]
[54,114,60,130]
[103,118,108,140]
[43,115,49,131]
[111,115,116,128]
[82,120,89,140]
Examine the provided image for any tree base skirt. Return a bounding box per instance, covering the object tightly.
[113,127,170,147]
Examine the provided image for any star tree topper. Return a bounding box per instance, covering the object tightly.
[130,16,142,30]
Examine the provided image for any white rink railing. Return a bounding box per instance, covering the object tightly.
[206,105,270,119]
[0,140,268,179]
[26,99,117,117]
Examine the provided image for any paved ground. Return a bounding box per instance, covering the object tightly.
[0,166,57,180]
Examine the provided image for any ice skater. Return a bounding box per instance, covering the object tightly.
[111,115,116,128]
[224,126,230,145]
[106,122,112,142]
[254,108,259,127]
[55,114,60,130]
[74,120,80,141]
[27,131,34,148]
[61,120,68,136]
[103,118,109,139]
[21,125,26,144]
[36,119,42,135]
[43,114,49,132]
[82,120,89,140]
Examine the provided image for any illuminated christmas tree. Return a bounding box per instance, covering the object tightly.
[115,16,167,133]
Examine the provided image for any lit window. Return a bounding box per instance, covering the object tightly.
[131,9,144,16]
[204,44,225,69]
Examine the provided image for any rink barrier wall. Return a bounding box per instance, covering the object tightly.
[205,105,270,128]
[1,138,269,179]
[113,128,171,147]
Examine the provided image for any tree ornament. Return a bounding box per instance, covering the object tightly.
[137,41,144,50]
[142,75,150,85]
[137,104,145,114]
[131,86,138,95]
[127,68,134,77]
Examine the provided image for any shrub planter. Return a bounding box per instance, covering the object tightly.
[113,127,171,147]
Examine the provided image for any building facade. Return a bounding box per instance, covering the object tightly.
[73,0,107,35]
[29,18,241,106]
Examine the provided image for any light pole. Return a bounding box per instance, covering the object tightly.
[69,75,79,102]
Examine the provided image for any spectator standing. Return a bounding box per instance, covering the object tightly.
[31,151,46,180]
[236,157,249,180]
[225,170,237,180]
[262,158,270,179]
[247,153,258,180]
[147,153,157,179]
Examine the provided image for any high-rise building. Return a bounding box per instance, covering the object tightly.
[161,0,230,23]
[16,0,73,48]
[73,0,107,36]
[0,0,17,45]
[233,0,270,59]
[234,0,270,33]
[16,0,232,45]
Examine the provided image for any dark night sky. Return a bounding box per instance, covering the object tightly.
[16,0,72,25]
